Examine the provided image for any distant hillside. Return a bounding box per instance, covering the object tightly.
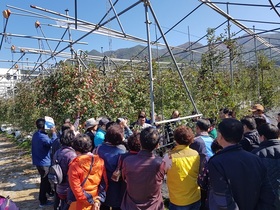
[88,33,280,63]
[235,33,280,64]
[88,45,148,59]
[88,42,205,62]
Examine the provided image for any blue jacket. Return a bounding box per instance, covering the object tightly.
[124,127,133,140]
[190,132,214,161]
[94,128,106,147]
[97,142,126,207]
[208,144,275,210]
[31,130,57,166]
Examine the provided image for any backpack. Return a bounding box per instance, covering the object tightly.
[48,152,63,185]
[0,195,19,210]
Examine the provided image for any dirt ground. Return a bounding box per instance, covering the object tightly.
[0,134,170,210]
[0,135,53,210]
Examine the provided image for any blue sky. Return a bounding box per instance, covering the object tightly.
[0,0,279,69]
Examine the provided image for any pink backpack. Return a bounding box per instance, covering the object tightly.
[0,195,19,210]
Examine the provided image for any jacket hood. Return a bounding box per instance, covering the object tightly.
[243,130,260,144]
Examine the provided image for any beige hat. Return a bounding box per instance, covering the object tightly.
[248,104,264,112]
[85,118,98,130]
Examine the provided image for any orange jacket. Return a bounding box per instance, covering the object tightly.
[68,153,108,210]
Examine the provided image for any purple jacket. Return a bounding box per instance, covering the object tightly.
[121,150,165,210]
[54,146,77,197]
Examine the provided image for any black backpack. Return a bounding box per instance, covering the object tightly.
[48,152,63,185]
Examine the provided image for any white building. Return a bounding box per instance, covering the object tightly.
[0,68,19,98]
[0,67,45,98]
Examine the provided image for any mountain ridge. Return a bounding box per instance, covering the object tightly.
[87,33,280,62]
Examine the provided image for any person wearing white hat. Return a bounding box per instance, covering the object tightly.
[85,118,99,147]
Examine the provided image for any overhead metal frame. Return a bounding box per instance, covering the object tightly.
[2,1,280,72]
[0,0,279,116]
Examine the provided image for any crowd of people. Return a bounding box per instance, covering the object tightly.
[30,104,280,210]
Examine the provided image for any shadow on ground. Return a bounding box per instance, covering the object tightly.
[0,135,53,210]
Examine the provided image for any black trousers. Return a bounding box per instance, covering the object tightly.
[100,204,121,210]
[36,166,52,204]
[53,188,60,210]
[200,189,209,210]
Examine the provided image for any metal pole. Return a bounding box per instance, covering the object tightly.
[227,3,233,88]
[156,114,203,125]
[144,1,155,124]
[75,0,78,29]
[108,0,126,35]
[107,56,110,72]
[0,32,87,44]
[66,9,74,59]
[29,3,150,45]
[148,2,199,114]
[269,38,272,59]
[200,0,280,55]
[187,26,192,66]
[0,10,11,50]
[253,26,260,101]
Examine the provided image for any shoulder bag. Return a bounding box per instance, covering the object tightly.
[66,156,94,205]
